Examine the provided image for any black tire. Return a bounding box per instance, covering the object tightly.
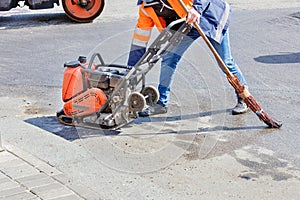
[62,0,105,23]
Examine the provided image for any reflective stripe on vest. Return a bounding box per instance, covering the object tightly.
[132,28,152,47]
[132,0,193,48]
[132,5,166,47]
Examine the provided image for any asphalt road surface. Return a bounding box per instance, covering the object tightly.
[0,2,300,199]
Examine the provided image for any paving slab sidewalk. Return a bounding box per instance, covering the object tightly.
[0,144,98,200]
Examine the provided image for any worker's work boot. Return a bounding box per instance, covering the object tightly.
[232,99,249,115]
[138,103,168,117]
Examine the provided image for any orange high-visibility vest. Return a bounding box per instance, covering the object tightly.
[132,0,192,48]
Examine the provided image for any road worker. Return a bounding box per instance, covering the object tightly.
[128,0,249,116]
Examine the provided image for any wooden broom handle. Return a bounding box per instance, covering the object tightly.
[176,0,233,77]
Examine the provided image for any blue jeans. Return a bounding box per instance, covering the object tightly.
[157,28,247,107]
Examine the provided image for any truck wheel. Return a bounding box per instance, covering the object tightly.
[62,0,105,23]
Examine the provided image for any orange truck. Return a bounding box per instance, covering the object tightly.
[0,0,105,22]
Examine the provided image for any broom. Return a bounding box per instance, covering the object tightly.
[176,0,282,128]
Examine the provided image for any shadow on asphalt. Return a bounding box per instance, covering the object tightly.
[0,12,77,29]
[24,108,268,141]
[133,108,233,124]
[24,116,119,141]
[254,52,300,64]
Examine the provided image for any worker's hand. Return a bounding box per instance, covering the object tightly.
[186,7,200,24]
